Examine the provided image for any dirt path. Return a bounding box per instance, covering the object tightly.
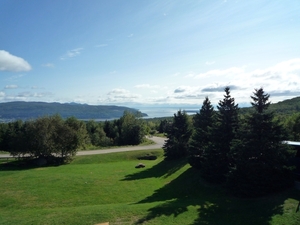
[0,136,166,158]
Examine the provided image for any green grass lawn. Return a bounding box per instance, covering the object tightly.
[1,149,300,225]
[81,138,155,150]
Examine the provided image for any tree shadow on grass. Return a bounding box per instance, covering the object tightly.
[0,156,64,171]
[133,167,300,225]
[121,158,187,181]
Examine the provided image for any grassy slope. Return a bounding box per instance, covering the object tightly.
[1,150,300,225]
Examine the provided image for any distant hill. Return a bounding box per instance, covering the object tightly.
[0,101,147,121]
[240,96,300,115]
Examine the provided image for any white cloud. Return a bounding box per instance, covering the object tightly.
[128,34,134,38]
[0,92,5,97]
[201,84,241,92]
[182,58,300,105]
[60,48,83,60]
[16,91,53,98]
[0,50,31,72]
[174,87,186,93]
[108,88,129,95]
[133,58,300,106]
[42,63,54,68]
[2,91,53,102]
[5,85,18,89]
[5,74,24,81]
[106,88,141,102]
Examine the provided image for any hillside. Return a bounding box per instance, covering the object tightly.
[0,101,147,121]
[239,96,300,115]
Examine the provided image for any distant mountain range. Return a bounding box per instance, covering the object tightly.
[0,101,147,121]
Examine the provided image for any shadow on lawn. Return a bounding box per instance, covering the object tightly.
[122,158,187,180]
[0,156,64,171]
[133,167,300,225]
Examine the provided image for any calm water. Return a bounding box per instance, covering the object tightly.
[138,107,200,118]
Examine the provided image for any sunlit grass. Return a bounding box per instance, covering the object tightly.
[81,138,155,150]
[1,149,300,225]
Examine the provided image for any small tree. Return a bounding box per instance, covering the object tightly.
[119,111,145,145]
[228,88,293,197]
[64,117,89,149]
[24,117,58,158]
[188,97,215,169]
[163,110,192,160]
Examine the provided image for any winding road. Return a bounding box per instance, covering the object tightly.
[0,136,166,158]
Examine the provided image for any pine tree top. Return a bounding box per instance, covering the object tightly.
[251,88,271,113]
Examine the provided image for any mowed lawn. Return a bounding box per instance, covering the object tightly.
[1,150,300,225]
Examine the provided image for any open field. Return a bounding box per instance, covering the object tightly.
[1,149,300,225]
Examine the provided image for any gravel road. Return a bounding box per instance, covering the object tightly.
[0,136,166,158]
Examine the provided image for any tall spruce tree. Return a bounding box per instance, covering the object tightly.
[163,110,192,160]
[188,97,215,169]
[201,87,239,183]
[228,88,293,197]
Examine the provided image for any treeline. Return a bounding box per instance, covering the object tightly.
[163,87,297,197]
[0,111,146,163]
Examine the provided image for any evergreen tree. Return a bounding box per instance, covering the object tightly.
[216,87,239,155]
[201,87,239,183]
[188,97,215,169]
[163,110,192,160]
[158,119,171,133]
[228,88,293,197]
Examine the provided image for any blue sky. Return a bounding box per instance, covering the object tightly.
[1,0,300,107]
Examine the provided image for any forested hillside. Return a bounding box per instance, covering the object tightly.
[240,96,300,115]
[0,101,147,121]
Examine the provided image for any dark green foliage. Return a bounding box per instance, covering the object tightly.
[119,111,145,145]
[86,120,111,146]
[228,88,293,197]
[201,87,239,183]
[103,111,146,146]
[250,88,271,113]
[0,115,86,162]
[158,119,171,133]
[0,120,26,157]
[239,96,300,116]
[103,120,119,142]
[163,110,192,160]
[188,97,215,169]
[216,87,239,154]
[283,112,300,141]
